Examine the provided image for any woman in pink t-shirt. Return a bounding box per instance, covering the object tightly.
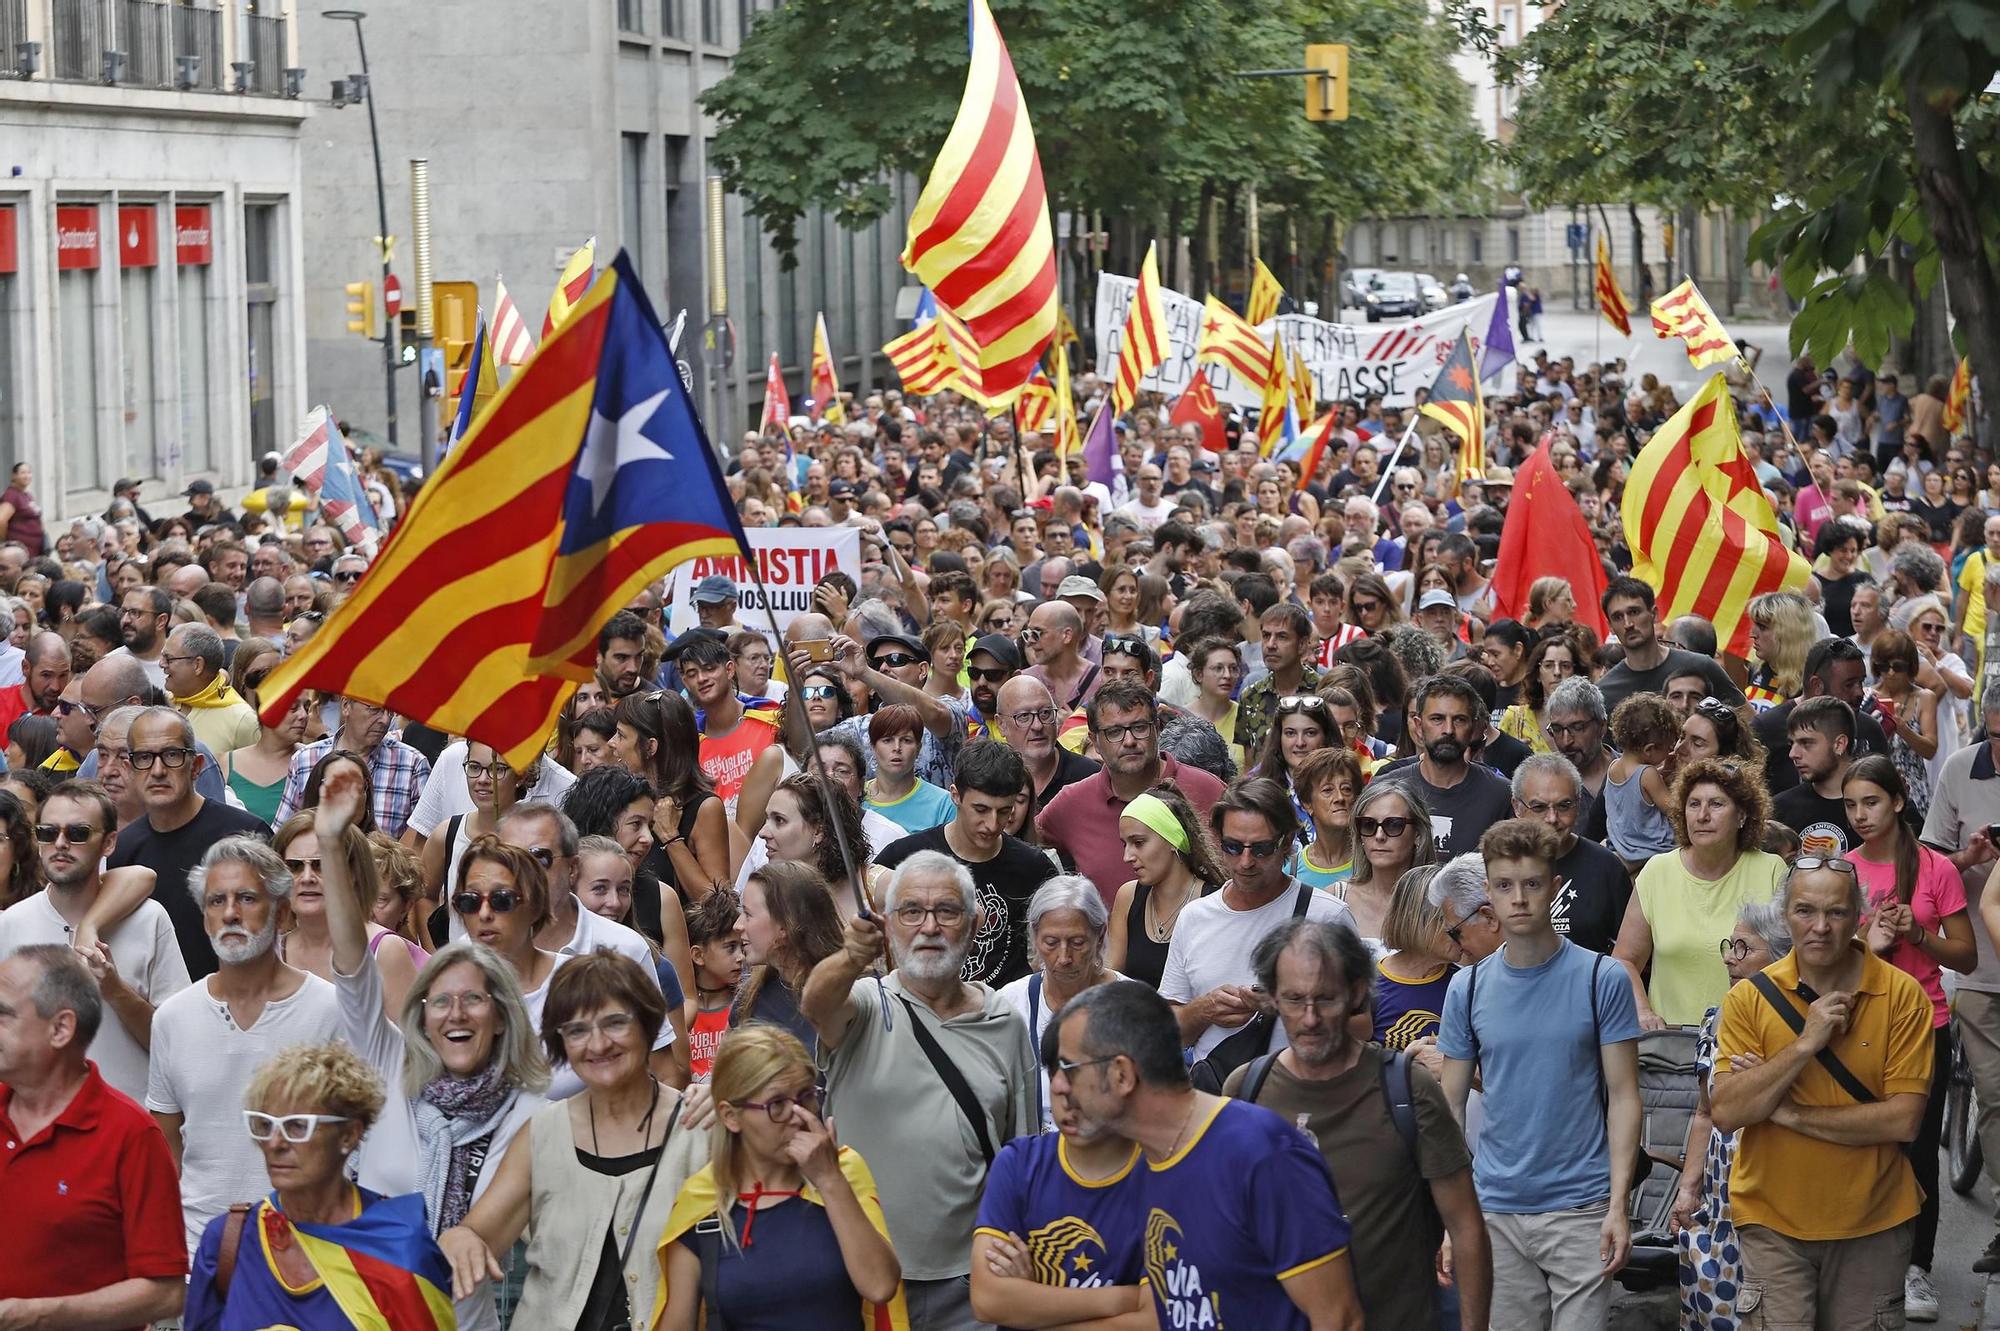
[1843,753,1975,1299]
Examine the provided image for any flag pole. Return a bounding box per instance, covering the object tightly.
[1370,417,1422,506]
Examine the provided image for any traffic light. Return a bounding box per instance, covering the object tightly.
[344,280,377,338]
[1304,43,1349,122]
[397,309,418,366]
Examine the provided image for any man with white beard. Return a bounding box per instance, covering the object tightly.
[143,836,340,1254]
[803,850,1038,1331]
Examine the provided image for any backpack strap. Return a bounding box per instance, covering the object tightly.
[1027,974,1045,1129]
[1465,955,1480,1065]
[1590,951,1608,1115]
[1747,971,1879,1104]
[1237,1050,1282,1105]
[215,1202,254,1295]
[1290,879,1313,919]
[1378,1047,1421,1162]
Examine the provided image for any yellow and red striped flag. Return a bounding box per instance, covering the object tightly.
[809,313,844,423]
[1055,307,1080,349]
[883,322,954,397]
[1594,235,1631,337]
[542,238,596,339]
[257,252,751,771]
[1650,279,1737,369]
[1943,356,1972,435]
[1247,259,1285,326]
[1111,242,1169,414]
[1051,337,1079,458]
[1621,373,1809,658]
[1196,295,1272,389]
[900,0,1058,404]
[1420,326,1487,481]
[1256,329,1293,457]
[1290,344,1316,426]
[490,277,536,367]
[1017,364,1057,435]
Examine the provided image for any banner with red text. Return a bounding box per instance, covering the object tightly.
[664,525,862,638]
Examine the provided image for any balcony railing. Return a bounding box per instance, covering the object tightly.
[0,0,27,70]
[243,10,282,93]
[121,0,167,86]
[50,0,105,80]
[171,1,222,89]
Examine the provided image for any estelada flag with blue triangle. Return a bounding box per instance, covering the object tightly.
[256,251,751,771]
[1419,325,1487,481]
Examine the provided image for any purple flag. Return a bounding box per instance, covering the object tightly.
[1083,402,1117,487]
[1480,278,1516,383]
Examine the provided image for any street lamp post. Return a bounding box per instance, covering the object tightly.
[324,9,396,448]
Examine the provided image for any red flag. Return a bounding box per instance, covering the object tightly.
[1168,367,1228,453]
[1292,408,1338,494]
[1489,441,1609,638]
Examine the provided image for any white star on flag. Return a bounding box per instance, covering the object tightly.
[578,389,673,522]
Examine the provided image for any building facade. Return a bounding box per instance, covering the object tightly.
[0,0,309,515]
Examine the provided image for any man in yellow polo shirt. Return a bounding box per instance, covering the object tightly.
[1712,856,1933,1329]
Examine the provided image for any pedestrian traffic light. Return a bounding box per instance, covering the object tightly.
[344,280,377,339]
[1304,43,1348,122]
[397,309,418,365]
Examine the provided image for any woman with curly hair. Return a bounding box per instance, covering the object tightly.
[752,772,881,915]
[1612,755,1784,1029]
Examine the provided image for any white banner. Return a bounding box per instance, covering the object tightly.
[666,526,863,639]
[1094,273,1502,410]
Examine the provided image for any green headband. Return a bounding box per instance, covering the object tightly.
[1122,792,1188,852]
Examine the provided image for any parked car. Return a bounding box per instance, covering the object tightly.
[1363,272,1424,321]
[1416,273,1449,312]
[1340,267,1386,311]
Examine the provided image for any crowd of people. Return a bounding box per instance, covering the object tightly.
[0,348,1996,1331]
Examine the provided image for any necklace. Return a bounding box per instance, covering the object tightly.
[1145,877,1194,942]
[1163,1098,1201,1158]
[589,1075,661,1156]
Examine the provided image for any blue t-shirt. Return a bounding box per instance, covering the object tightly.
[975,1133,1147,1295]
[1141,1100,1353,1331]
[864,778,958,835]
[1372,957,1455,1049]
[1438,939,1639,1213]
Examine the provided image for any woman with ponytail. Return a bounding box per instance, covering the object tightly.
[1842,753,1976,1301]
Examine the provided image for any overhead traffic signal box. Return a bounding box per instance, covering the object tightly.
[1305,43,1349,121]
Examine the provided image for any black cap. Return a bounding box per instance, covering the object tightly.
[864,630,929,662]
[663,626,729,660]
[968,634,1024,672]
[183,479,215,496]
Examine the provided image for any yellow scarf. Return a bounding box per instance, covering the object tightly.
[174,672,246,711]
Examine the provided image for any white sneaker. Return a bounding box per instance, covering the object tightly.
[1904,1265,1939,1322]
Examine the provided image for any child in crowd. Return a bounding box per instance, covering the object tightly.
[1605,693,1680,869]
[684,888,747,1081]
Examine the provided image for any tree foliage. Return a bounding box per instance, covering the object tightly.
[703,0,1486,267]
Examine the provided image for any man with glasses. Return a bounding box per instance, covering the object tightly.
[1161,778,1355,1061]
[1544,676,1616,844]
[1224,918,1491,1330]
[995,676,1098,808]
[0,944,188,1326]
[1377,676,1514,858]
[1511,753,1631,954]
[1710,854,1932,1326]
[275,695,430,839]
[0,780,189,1102]
[1235,603,1321,758]
[162,623,257,758]
[1440,818,1641,1331]
[1597,576,1746,716]
[1023,601,1101,712]
[107,586,171,690]
[876,740,1057,987]
[1429,852,1504,964]
[107,708,270,978]
[803,849,1037,1331]
[1040,682,1226,903]
[146,836,340,1252]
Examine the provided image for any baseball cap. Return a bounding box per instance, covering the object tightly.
[1056,575,1106,603]
[828,479,856,498]
[692,574,739,604]
[1192,452,1219,472]
[183,479,215,496]
[111,476,141,494]
[865,631,929,663]
[1418,589,1459,612]
[664,626,729,660]
[968,634,1024,672]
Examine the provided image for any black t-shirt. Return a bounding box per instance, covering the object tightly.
[1813,570,1870,637]
[874,825,1058,987]
[108,798,273,979]
[1597,648,1745,717]
[1773,784,1856,856]
[1479,731,1532,779]
[1786,366,1820,421]
[1037,746,1101,810]
[1553,836,1633,954]
[1755,699,1888,795]
[1375,764,1515,860]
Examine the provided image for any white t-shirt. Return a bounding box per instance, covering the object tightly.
[0,890,191,1103]
[145,970,342,1254]
[997,970,1125,1133]
[407,741,578,839]
[1115,496,1175,532]
[1158,882,1357,1058]
[101,646,167,691]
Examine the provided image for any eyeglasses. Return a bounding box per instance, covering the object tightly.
[892,902,968,927]
[422,991,492,1016]
[244,1111,350,1143]
[333,570,364,585]
[1218,836,1281,858]
[1518,798,1577,816]
[1275,995,1347,1017]
[464,763,510,780]
[523,846,555,868]
[736,1087,821,1122]
[33,822,97,844]
[1019,627,1045,642]
[283,857,323,875]
[871,652,922,670]
[1443,903,1491,945]
[452,888,523,915]
[159,653,202,667]
[1094,720,1155,744]
[1695,697,1735,718]
[1276,694,1328,715]
[1545,720,1597,741]
[799,684,840,701]
[966,666,1015,685]
[1008,707,1060,727]
[1719,938,1751,961]
[1356,815,1411,837]
[293,611,326,625]
[1052,1053,1119,1079]
[557,1011,637,1044]
[1350,598,1382,615]
[55,699,103,721]
[129,747,195,770]
[1788,854,1858,876]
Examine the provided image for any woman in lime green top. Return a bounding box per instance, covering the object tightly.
[216,639,308,827]
[1497,636,1577,756]
[1289,746,1364,892]
[1613,756,1787,1029]
[1183,635,1244,769]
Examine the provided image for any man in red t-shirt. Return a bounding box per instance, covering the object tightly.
[0,944,186,1326]
[0,630,71,741]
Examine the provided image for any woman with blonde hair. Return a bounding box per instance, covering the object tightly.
[1526,576,1578,629]
[655,1025,903,1329]
[1744,589,1813,710]
[1344,782,1437,942]
[271,808,422,1015]
[1372,863,1461,1076]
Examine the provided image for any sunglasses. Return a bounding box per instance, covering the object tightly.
[283,857,323,875]
[333,570,364,585]
[871,653,922,670]
[800,684,840,701]
[1218,837,1281,859]
[966,666,1014,684]
[1356,815,1411,837]
[33,822,97,844]
[243,1111,350,1144]
[1277,694,1328,715]
[453,888,523,915]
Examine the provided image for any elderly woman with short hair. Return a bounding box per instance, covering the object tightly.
[998,875,1123,1132]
